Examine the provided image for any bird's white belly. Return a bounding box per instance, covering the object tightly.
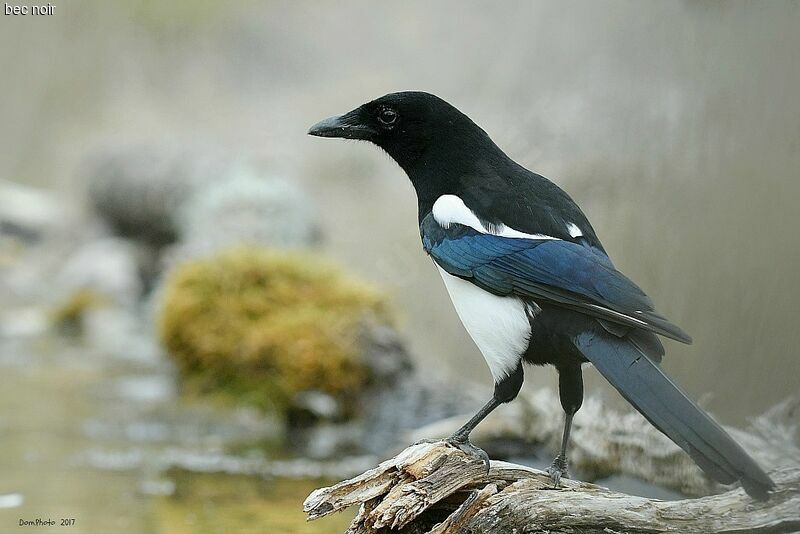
[436,266,532,382]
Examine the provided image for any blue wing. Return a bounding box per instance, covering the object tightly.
[421,214,691,344]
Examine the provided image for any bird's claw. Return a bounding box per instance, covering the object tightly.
[446,436,491,473]
[546,455,569,487]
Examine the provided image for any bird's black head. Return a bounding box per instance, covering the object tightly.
[309,91,493,174]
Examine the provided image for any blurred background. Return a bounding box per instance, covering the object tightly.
[1,1,799,532]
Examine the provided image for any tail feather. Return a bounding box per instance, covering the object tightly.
[575,330,775,500]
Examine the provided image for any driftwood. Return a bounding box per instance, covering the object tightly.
[304,441,800,533]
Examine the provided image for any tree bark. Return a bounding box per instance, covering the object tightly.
[304,441,800,534]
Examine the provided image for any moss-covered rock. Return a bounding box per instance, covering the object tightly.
[157,248,393,418]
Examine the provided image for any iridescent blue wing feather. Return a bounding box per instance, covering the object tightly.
[421,214,691,344]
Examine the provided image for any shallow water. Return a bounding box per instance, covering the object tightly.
[0,335,153,533]
[0,331,356,533]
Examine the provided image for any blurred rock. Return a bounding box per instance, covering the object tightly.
[293,421,364,460]
[81,307,164,364]
[47,243,165,360]
[0,307,49,338]
[292,391,341,420]
[85,147,318,253]
[54,237,142,308]
[176,164,318,256]
[1,217,106,307]
[285,372,483,460]
[358,372,483,456]
[85,146,229,246]
[357,316,413,381]
[0,179,62,242]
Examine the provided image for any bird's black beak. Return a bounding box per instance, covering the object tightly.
[308,109,376,140]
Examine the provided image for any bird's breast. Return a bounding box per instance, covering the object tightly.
[435,265,535,382]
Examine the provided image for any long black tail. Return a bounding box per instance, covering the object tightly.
[574,330,775,500]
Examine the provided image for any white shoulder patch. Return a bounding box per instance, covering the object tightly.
[432,195,559,241]
[566,222,583,238]
[432,195,484,232]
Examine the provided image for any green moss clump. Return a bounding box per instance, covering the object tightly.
[157,248,391,416]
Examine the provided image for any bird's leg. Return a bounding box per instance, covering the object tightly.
[445,396,501,471]
[413,396,502,471]
[416,365,524,472]
[547,411,573,486]
[547,364,583,487]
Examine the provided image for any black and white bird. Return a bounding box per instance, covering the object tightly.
[308,91,774,499]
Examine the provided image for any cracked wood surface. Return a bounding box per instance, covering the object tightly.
[304,442,800,534]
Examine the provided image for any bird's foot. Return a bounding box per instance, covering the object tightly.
[445,434,491,473]
[412,435,490,472]
[546,455,569,487]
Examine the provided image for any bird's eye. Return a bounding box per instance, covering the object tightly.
[377,108,398,126]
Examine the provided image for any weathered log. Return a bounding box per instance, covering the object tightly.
[304,441,800,533]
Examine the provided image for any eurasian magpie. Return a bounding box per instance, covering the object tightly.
[308,91,774,499]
